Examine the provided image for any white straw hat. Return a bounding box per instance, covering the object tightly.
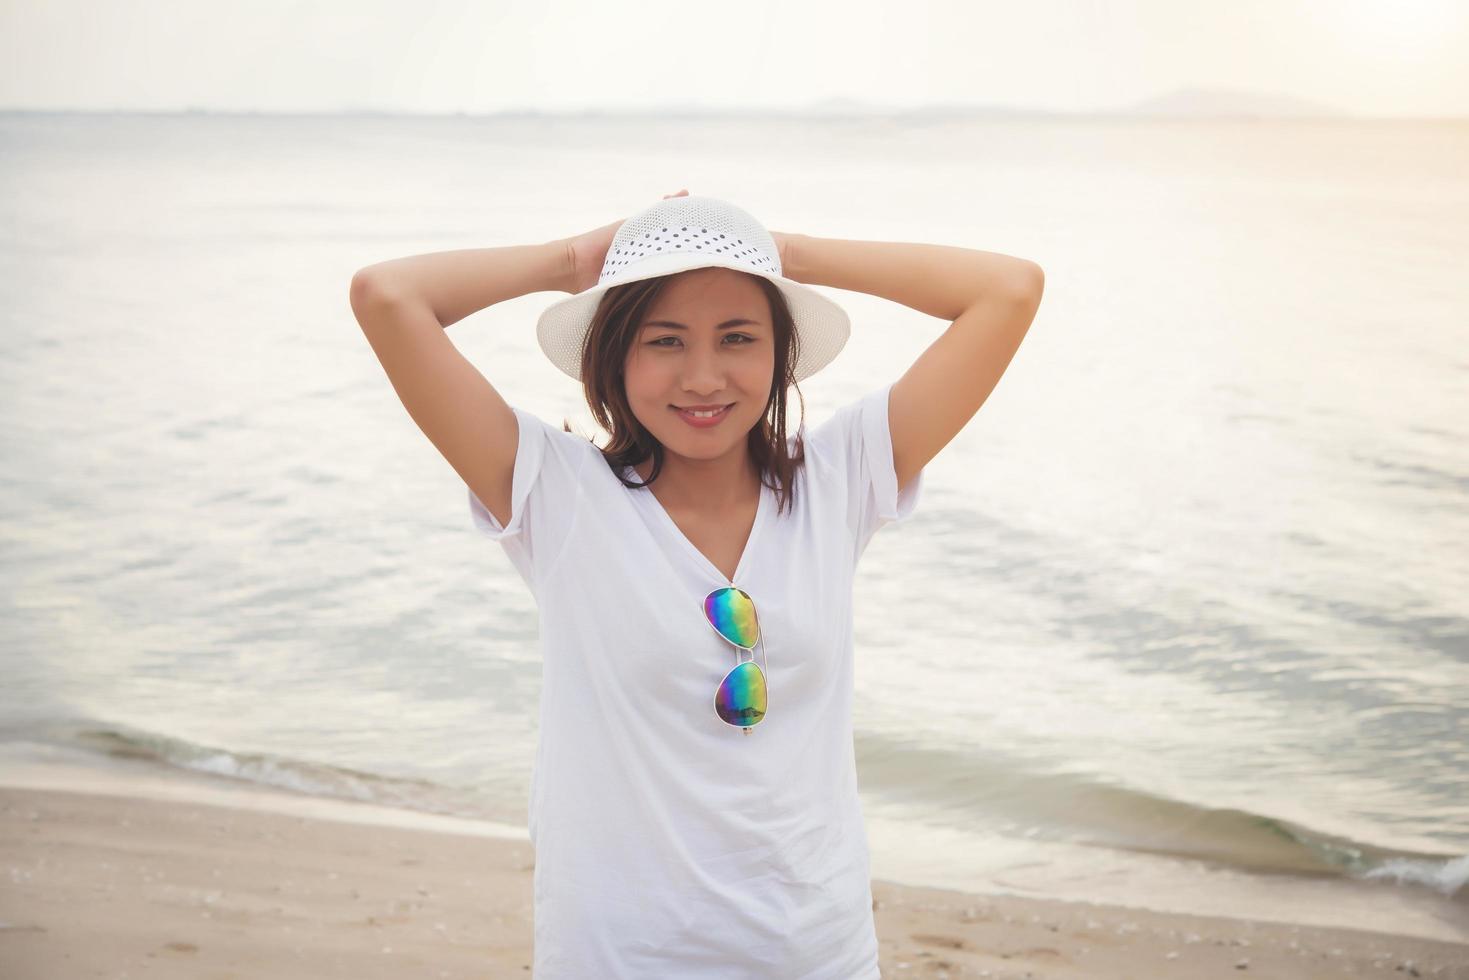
[536,195,851,383]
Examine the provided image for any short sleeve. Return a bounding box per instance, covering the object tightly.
[466,406,592,591]
[806,381,924,561]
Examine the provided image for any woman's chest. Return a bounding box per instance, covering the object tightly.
[543,490,857,709]
[658,504,757,584]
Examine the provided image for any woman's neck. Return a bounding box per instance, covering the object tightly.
[632,451,762,515]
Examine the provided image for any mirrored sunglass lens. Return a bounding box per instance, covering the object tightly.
[705,587,759,648]
[715,660,767,726]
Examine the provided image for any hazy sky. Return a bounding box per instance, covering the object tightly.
[2,0,1466,117]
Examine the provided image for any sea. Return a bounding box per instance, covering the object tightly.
[1,110,1465,943]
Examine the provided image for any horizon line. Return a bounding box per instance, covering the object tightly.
[2,106,1465,122]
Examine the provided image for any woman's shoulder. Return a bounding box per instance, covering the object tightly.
[512,408,603,455]
[789,415,846,469]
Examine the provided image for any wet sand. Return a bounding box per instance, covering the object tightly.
[1,775,1466,978]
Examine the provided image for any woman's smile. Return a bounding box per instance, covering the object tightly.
[672,403,735,427]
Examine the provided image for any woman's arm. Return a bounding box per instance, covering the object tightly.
[778,233,1044,493]
[347,239,575,528]
[361,189,690,325]
[778,232,1038,322]
[354,239,574,329]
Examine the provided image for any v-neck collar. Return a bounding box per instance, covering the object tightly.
[626,467,770,586]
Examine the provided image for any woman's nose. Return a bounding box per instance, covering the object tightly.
[680,344,724,391]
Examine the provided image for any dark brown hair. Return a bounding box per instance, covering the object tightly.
[560,270,807,516]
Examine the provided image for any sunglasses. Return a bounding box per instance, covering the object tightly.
[703,586,769,735]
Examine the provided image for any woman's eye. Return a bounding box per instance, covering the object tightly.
[649,335,754,347]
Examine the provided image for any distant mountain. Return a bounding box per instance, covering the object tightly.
[790,97,1043,120]
[740,88,1353,120]
[1112,86,1350,118]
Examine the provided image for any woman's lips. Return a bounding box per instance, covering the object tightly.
[672,403,733,428]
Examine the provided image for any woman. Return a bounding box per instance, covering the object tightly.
[349,192,1043,977]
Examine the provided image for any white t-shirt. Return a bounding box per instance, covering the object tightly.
[467,381,923,978]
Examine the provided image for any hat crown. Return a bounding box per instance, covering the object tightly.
[599,195,781,286]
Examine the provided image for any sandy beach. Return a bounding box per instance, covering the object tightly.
[1,758,1466,979]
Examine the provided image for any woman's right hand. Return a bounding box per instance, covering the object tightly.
[562,189,688,294]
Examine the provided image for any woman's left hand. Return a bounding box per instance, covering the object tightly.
[771,231,796,274]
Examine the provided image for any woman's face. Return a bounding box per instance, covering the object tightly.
[622,268,776,464]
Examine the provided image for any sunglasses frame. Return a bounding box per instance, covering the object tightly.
[702,585,769,734]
